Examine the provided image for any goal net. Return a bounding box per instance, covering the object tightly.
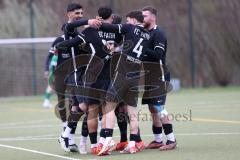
[0,37,55,97]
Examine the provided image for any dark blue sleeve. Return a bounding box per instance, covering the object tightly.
[64,19,88,35]
[81,28,92,43]
[56,34,86,50]
[144,48,162,61]
[44,37,63,71]
[100,23,132,35]
[153,30,167,60]
[145,30,167,61]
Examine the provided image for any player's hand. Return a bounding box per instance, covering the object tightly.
[88,19,102,28]
[96,16,103,21]
[106,41,115,54]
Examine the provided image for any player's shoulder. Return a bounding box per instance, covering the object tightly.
[150,25,159,32]
[82,26,97,33]
[55,35,65,42]
[121,23,134,30]
[137,24,149,32]
[152,25,166,38]
[52,35,64,46]
[153,26,165,34]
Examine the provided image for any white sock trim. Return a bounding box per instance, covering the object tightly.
[62,126,71,138]
[99,137,105,144]
[91,143,97,148]
[63,122,67,128]
[166,133,175,142]
[154,134,163,143]
[128,141,136,148]
[80,136,87,145]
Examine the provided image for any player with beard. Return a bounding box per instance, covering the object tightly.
[142,6,177,150]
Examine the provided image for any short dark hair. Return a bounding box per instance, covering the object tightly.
[142,6,157,16]
[112,14,122,24]
[126,10,144,23]
[67,3,82,12]
[98,6,112,20]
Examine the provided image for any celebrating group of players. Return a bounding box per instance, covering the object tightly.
[44,2,177,156]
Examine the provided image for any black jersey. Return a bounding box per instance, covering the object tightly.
[50,35,86,67]
[81,26,123,86]
[144,25,167,64]
[142,26,169,104]
[100,23,152,75]
[56,21,123,92]
[62,20,89,61]
[148,25,169,81]
[49,36,65,66]
[82,27,122,59]
[101,23,151,60]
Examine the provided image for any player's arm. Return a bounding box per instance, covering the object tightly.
[45,37,61,71]
[99,23,131,34]
[144,31,167,61]
[144,47,164,60]
[44,36,63,79]
[55,34,86,50]
[45,51,54,72]
[65,19,101,34]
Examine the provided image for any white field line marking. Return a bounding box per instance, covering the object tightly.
[1,132,240,142]
[0,124,61,130]
[193,118,240,124]
[0,144,86,160]
[0,119,57,127]
[0,134,57,139]
[0,124,118,130]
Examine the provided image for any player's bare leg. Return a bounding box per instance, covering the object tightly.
[97,104,107,152]
[120,105,142,154]
[87,104,99,154]
[98,101,117,156]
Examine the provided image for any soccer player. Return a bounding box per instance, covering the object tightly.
[97,10,156,155]
[57,6,121,154]
[82,7,118,154]
[142,6,177,150]
[54,3,90,153]
[82,7,123,154]
[104,13,129,151]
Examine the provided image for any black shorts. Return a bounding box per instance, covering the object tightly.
[83,66,111,105]
[142,95,167,105]
[66,68,86,106]
[84,79,110,105]
[72,95,85,106]
[106,72,140,107]
[142,72,170,106]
